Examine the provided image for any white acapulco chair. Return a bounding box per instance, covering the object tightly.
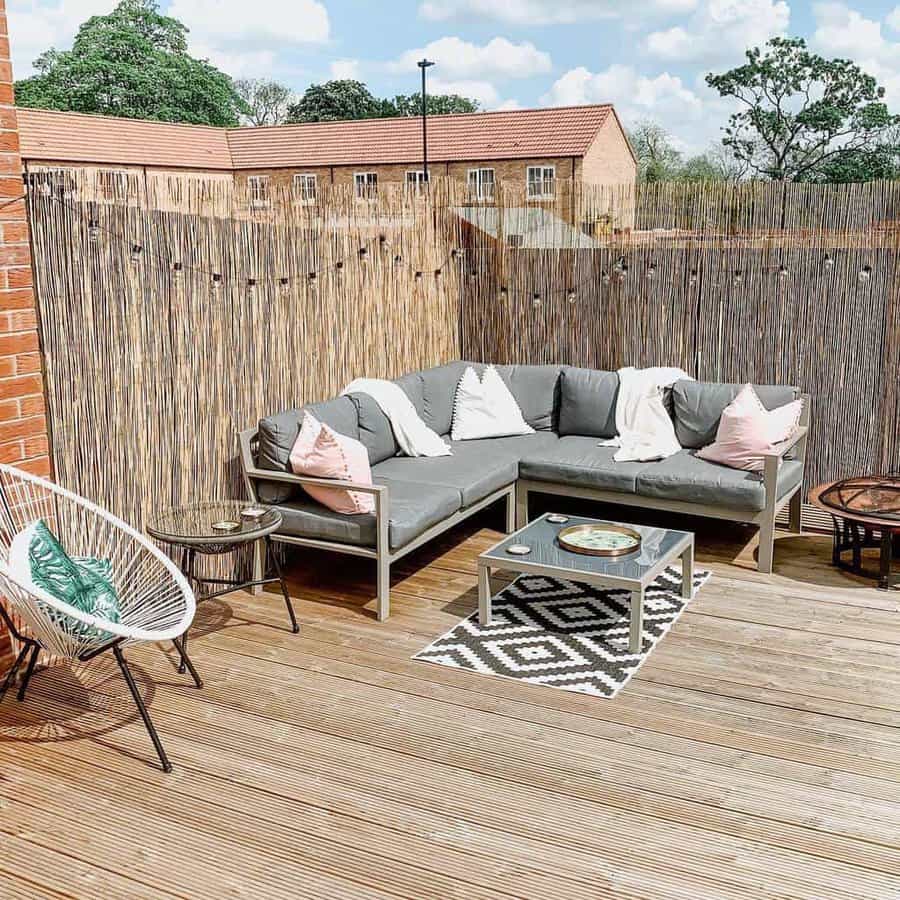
[0,463,201,772]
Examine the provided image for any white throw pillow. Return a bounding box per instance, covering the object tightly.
[450,366,535,441]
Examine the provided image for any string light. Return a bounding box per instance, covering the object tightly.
[334,260,343,277]
[532,292,542,308]
[499,286,508,299]
[378,234,387,246]
[601,270,611,286]
[646,262,656,279]
[87,220,100,242]
[173,262,183,276]
[733,269,743,286]
[450,248,460,261]
[566,289,577,304]
[823,253,835,270]
[358,247,368,261]
[393,254,403,266]
[414,271,423,281]
[434,268,442,279]
[130,244,143,263]
[211,272,223,291]
[308,271,318,285]
[778,264,789,280]
[858,265,872,283]
[279,277,290,296]
[689,268,698,286]
[247,277,257,295]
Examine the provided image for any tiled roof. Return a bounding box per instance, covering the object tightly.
[225,105,613,168]
[16,104,615,171]
[16,108,233,170]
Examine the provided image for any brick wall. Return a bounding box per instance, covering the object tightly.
[0,1,53,667]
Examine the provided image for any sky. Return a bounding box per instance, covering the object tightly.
[7,1,900,154]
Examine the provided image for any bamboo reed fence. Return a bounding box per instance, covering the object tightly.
[25,172,900,535]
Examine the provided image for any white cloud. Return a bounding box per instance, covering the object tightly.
[7,0,113,78]
[169,0,329,79]
[390,37,551,80]
[542,64,728,153]
[330,59,361,80]
[429,77,502,108]
[646,0,790,65]
[418,0,693,25]
[811,3,900,107]
[888,6,900,32]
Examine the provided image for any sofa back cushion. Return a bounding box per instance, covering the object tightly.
[558,367,619,438]
[347,392,400,465]
[257,396,360,502]
[493,365,562,431]
[418,361,469,435]
[673,380,799,449]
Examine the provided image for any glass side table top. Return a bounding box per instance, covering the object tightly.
[481,513,692,583]
[146,501,281,545]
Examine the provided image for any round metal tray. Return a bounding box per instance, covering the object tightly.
[557,523,642,557]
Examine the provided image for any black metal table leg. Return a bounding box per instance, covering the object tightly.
[179,547,196,674]
[0,644,31,703]
[880,529,894,591]
[266,536,299,633]
[113,644,172,774]
[16,643,40,702]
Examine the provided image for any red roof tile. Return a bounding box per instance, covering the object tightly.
[17,108,233,170]
[15,104,615,170]
[226,104,612,168]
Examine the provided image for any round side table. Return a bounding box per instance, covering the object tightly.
[810,480,900,590]
[147,501,299,669]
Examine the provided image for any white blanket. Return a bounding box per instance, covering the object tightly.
[601,366,692,462]
[343,378,452,458]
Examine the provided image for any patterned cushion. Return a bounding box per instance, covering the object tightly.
[9,519,120,641]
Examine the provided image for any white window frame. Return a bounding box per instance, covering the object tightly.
[354,171,378,201]
[405,170,428,192]
[526,165,556,199]
[467,167,495,201]
[292,173,318,205]
[248,175,271,209]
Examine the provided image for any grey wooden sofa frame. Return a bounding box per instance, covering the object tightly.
[517,396,810,575]
[239,395,809,619]
[239,427,515,621]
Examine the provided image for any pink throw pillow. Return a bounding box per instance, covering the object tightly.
[696,384,804,473]
[289,413,375,514]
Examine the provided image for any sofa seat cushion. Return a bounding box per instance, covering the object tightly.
[372,438,521,508]
[519,436,646,493]
[634,450,803,511]
[274,477,461,551]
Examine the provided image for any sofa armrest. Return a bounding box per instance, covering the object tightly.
[761,422,809,504]
[766,425,808,461]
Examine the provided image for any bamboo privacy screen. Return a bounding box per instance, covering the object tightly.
[461,180,900,488]
[26,173,900,529]
[27,176,462,527]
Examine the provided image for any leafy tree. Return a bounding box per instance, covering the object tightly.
[386,93,479,117]
[235,79,294,126]
[286,79,480,123]
[286,80,387,123]
[628,120,684,182]
[706,37,900,182]
[14,0,247,126]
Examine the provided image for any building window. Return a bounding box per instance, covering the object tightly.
[406,170,428,192]
[467,168,495,201]
[527,165,555,199]
[293,173,317,204]
[248,175,270,209]
[354,172,378,200]
[27,168,77,200]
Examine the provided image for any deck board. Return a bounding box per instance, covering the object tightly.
[1,507,898,899]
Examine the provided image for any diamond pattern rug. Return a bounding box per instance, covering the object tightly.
[414,566,711,698]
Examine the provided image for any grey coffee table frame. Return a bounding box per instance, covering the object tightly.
[478,513,695,654]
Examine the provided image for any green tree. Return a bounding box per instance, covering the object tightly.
[286,79,480,123]
[235,78,294,126]
[628,120,684,182]
[385,93,479,116]
[14,0,246,126]
[285,80,387,123]
[706,37,900,182]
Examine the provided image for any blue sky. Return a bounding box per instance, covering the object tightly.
[8,1,900,153]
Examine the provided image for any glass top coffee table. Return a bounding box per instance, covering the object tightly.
[478,513,695,654]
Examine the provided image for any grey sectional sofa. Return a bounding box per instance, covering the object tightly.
[239,362,810,619]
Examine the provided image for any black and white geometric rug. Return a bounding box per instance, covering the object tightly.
[414,566,710,698]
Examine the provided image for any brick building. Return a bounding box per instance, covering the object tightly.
[15,103,636,204]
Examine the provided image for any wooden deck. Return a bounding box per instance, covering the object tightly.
[1,500,899,899]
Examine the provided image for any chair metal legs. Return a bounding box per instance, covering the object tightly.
[113,644,172,774]
[16,644,40,702]
[268,538,299,634]
[0,644,31,703]
[172,637,203,688]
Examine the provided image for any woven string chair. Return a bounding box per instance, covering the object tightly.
[0,463,201,772]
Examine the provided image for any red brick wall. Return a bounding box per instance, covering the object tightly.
[0,1,53,667]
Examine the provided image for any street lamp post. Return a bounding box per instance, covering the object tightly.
[417,59,435,184]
